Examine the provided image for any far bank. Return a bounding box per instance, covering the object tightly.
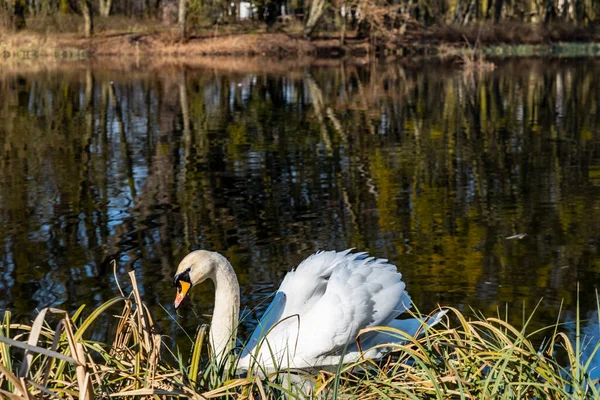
[2,20,600,60]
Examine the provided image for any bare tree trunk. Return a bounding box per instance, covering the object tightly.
[304,0,325,37]
[81,0,93,37]
[178,0,187,40]
[337,2,346,45]
[153,0,161,17]
[557,0,566,18]
[99,0,112,16]
[573,0,584,22]
[340,12,346,45]
[13,0,26,30]
[1,0,26,31]
[544,0,556,22]
[493,0,503,22]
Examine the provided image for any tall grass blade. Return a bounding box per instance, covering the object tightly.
[19,307,50,377]
[128,270,151,352]
[0,310,13,393]
[189,324,209,386]
[0,335,80,365]
[575,283,581,396]
[202,378,252,397]
[0,388,26,400]
[109,388,188,396]
[28,379,62,399]
[0,362,26,396]
[75,297,124,340]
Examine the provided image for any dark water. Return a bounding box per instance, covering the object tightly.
[0,58,599,351]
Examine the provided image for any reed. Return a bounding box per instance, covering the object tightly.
[437,35,496,72]
[1,269,598,399]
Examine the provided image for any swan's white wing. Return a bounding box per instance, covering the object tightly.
[242,252,412,369]
[239,250,414,370]
[276,249,357,317]
[240,291,286,359]
[240,250,354,360]
[292,255,412,361]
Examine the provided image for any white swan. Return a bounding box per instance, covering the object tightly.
[172,249,446,371]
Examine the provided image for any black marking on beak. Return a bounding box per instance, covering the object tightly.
[173,267,192,289]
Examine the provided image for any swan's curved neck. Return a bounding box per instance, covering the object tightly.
[209,255,240,365]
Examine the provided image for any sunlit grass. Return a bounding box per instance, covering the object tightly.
[1,270,599,399]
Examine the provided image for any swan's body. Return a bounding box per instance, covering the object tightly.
[173,249,445,372]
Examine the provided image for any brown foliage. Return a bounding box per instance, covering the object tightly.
[422,21,600,46]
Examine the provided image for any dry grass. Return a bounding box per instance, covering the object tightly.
[457,50,496,72]
[0,26,316,58]
[437,35,496,72]
[1,268,599,399]
[332,304,599,398]
[423,21,600,46]
[0,269,194,399]
[2,18,599,60]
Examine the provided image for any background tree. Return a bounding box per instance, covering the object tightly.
[99,0,113,17]
[13,0,25,29]
[1,0,599,42]
[304,0,325,37]
[80,0,93,37]
[2,0,26,30]
[178,0,187,40]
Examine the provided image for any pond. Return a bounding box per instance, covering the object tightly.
[0,57,599,353]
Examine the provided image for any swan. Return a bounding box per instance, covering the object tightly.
[172,249,446,372]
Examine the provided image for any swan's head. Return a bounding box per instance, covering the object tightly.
[172,250,217,309]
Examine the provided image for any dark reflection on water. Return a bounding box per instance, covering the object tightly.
[0,59,599,351]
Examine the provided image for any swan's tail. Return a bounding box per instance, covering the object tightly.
[388,309,448,338]
[360,309,448,356]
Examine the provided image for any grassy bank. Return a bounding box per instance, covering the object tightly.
[0,29,316,58]
[0,270,599,399]
[2,18,600,59]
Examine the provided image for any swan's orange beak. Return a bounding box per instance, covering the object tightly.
[174,281,191,309]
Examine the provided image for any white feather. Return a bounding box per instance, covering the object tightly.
[237,250,443,371]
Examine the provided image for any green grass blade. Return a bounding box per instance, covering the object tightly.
[0,311,13,393]
[75,296,124,340]
[189,324,209,386]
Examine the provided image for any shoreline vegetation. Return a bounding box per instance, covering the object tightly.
[0,270,599,398]
[1,23,600,60]
[2,0,600,60]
